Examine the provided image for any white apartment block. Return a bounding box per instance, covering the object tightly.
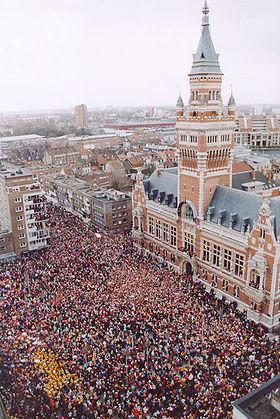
[0,167,49,255]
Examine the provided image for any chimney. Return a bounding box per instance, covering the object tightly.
[156,161,164,177]
[252,171,256,180]
[268,169,272,181]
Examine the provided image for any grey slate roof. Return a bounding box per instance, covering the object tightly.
[205,185,280,237]
[176,95,184,107]
[270,197,280,238]
[228,93,236,106]
[144,168,178,208]
[189,3,222,75]
[232,171,275,191]
[204,185,262,232]
[144,167,280,237]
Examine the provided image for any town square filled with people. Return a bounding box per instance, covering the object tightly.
[0,203,280,418]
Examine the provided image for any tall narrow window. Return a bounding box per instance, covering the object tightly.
[170,226,177,247]
[223,249,232,272]
[234,254,244,277]
[234,285,240,298]
[260,229,265,239]
[163,223,169,243]
[148,217,154,235]
[155,220,161,239]
[213,244,221,266]
[202,240,211,262]
[184,233,194,254]
[222,279,228,291]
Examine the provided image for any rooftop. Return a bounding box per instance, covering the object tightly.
[144,168,178,208]
[0,168,33,179]
[189,2,223,75]
[0,134,43,142]
[233,374,280,419]
[44,174,129,202]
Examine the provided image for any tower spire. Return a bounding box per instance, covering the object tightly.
[202,0,210,26]
[189,0,222,76]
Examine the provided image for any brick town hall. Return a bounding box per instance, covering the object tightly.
[132,1,280,331]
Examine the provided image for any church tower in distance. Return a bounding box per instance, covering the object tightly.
[176,0,236,219]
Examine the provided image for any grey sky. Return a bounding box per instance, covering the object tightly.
[0,0,279,112]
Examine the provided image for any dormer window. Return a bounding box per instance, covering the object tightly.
[201,53,205,59]
[186,206,194,219]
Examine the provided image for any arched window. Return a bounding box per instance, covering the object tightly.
[209,91,212,100]
[192,91,195,101]
[216,91,219,100]
[196,91,199,101]
[186,205,194,219]
[249,270,261,290]
[134,216,139,230]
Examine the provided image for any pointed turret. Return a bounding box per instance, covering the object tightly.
[228,93,236,106]
[228,92,236,117]
[176,95,184,107]
[189,1,223,75]
[176,95,184,118]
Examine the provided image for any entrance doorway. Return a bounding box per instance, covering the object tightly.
[184,262,193,276]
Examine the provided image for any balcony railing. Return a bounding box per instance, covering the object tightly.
[132,228,144,239]
[176,247,196,261]
[244,286,266,304]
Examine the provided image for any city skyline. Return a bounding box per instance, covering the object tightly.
[0,0,279,112]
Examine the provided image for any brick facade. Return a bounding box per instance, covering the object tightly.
[132,4,280,331]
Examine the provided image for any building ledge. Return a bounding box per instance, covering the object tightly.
[244,286,266,303]
[132,229,144,239]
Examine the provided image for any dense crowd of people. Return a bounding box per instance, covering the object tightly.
[0,203,280,418]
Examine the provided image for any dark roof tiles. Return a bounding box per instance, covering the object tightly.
[144,168,178,208]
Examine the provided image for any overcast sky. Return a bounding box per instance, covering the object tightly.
[0,0,279,112]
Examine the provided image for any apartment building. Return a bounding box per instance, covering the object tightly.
[0,168,49,256]
[42,174,132,231]
[235,115,280,148]
[75,171,113,188]
[0,230,15,260]
[74,104,88,128]
[43,146,80,166]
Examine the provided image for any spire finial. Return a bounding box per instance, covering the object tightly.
[202,0,210,26]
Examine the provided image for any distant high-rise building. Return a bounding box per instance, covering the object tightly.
[75,104,88,128]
